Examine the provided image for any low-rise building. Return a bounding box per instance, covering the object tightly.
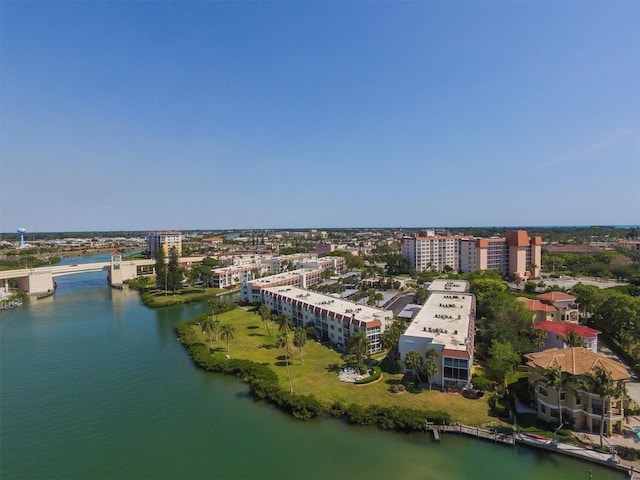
[533,322,600,353]
[260,286,392,354]
[519,291,579,323]
[211,264,272,289]
[525,347,630,435]
[399,280,475,389]
[241,269,324,303]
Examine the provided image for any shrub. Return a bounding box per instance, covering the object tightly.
[355,366,382,384]
[397,384,406,392]
[617,446,640,461]
[389,385,399,393]
[471,373,495,392]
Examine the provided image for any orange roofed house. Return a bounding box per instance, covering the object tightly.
[525,347,630,435]
[533,322,600,353]
[519,291,579,324]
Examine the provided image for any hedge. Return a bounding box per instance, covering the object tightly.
[354,366,382,384]
[176,317,451,430]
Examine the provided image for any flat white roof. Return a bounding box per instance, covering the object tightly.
[262,286,391,325]
[249,268,320,287]
[403,291,473,352]
[428,279,469,293]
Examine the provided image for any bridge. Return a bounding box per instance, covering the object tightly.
[0,254,207,296]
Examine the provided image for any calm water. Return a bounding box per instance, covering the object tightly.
[0,256,625,480]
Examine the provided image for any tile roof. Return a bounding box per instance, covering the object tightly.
[537,292,576,302]
[518,297,557,312]
[524,347,630,381]
[533,322,600,337]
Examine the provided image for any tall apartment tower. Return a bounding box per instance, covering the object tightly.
[147,231,182,258]
[403,230,542,279]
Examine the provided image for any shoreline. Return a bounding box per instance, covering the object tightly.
[174,309,635,475]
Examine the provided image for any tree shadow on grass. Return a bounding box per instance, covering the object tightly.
[259,343,277,350]
[248,333,266,337]
[325,363,343,373]
[246,325,260,330]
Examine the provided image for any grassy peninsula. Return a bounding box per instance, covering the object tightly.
[176,305,502,428]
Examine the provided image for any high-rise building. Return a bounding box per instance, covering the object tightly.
[147,231,182,258]
[402,230,542,279]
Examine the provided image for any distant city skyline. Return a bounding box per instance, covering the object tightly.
[1,2,638,232]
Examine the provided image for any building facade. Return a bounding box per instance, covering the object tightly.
[525,348,630,435]
[241,269,325,303]
[403,230,542,278]
[259,286,393,354]
[147,231,182,258]
[398,280,476,389]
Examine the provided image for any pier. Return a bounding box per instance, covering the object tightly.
[426,422,636,474]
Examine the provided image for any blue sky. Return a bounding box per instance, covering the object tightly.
[1,1,638,232]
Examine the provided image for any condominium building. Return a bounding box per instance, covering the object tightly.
[147,231,182,258]
[259,286,393,354]
[525,348,630,435]
[241,269,324,303]
[211,264,272,289]
[398,280,476,389]
[403,230,542,278]
[401,232,467,272]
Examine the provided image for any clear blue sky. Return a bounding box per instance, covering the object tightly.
[1,1,638,232]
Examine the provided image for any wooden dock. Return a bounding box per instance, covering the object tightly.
[425,423,515,445]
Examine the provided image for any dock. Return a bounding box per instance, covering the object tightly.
[425,422,635,475]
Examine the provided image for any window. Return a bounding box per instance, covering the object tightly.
[539,386,548,397]
[541,405,546,414]
[575,394,581,406]
[560,392,566,402]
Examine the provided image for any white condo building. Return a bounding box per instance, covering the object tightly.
[260,286,393,354]
[399,280,476,389]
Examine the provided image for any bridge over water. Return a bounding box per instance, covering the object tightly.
[0,254,206,295]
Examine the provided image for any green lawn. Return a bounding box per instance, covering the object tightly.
[141,286,226,307]
[190,306,503,427]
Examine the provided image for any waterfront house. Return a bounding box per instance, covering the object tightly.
[524,347,630,435]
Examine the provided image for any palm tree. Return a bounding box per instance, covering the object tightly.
[277,313,293,336]
[348,331,368,369]
[293,327,307,364]
[201,314,216,350]
[258,305,272,336]
[541,366,564,426]
[277,331,294,393]
[563,330,586,348]
[424,348,439,391]
[404,350,424,384]
[585,367,625,447]
[532,328,547,352]
[220,323,235,352]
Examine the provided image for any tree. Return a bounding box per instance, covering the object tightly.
[293,327,307,364]
[541,366,564,426]
[166,246,183,293]
[348,331,368,369]
[424,348,439,390]
[414,286,429,305]
[404,350,424,384]
[221,323,235,352]
[201,314,216,350]
[563,330,586,348]
[277,313,293,336]
[258,305,272,336]
[154,247,166,290]
[277,331,294,393]
[583,367,625,447]
[532,328,547,352]
[487,341,520,390]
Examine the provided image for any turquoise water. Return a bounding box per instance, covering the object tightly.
[0,258,626,479]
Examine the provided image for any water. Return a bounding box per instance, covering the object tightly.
[0,256,626,479]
